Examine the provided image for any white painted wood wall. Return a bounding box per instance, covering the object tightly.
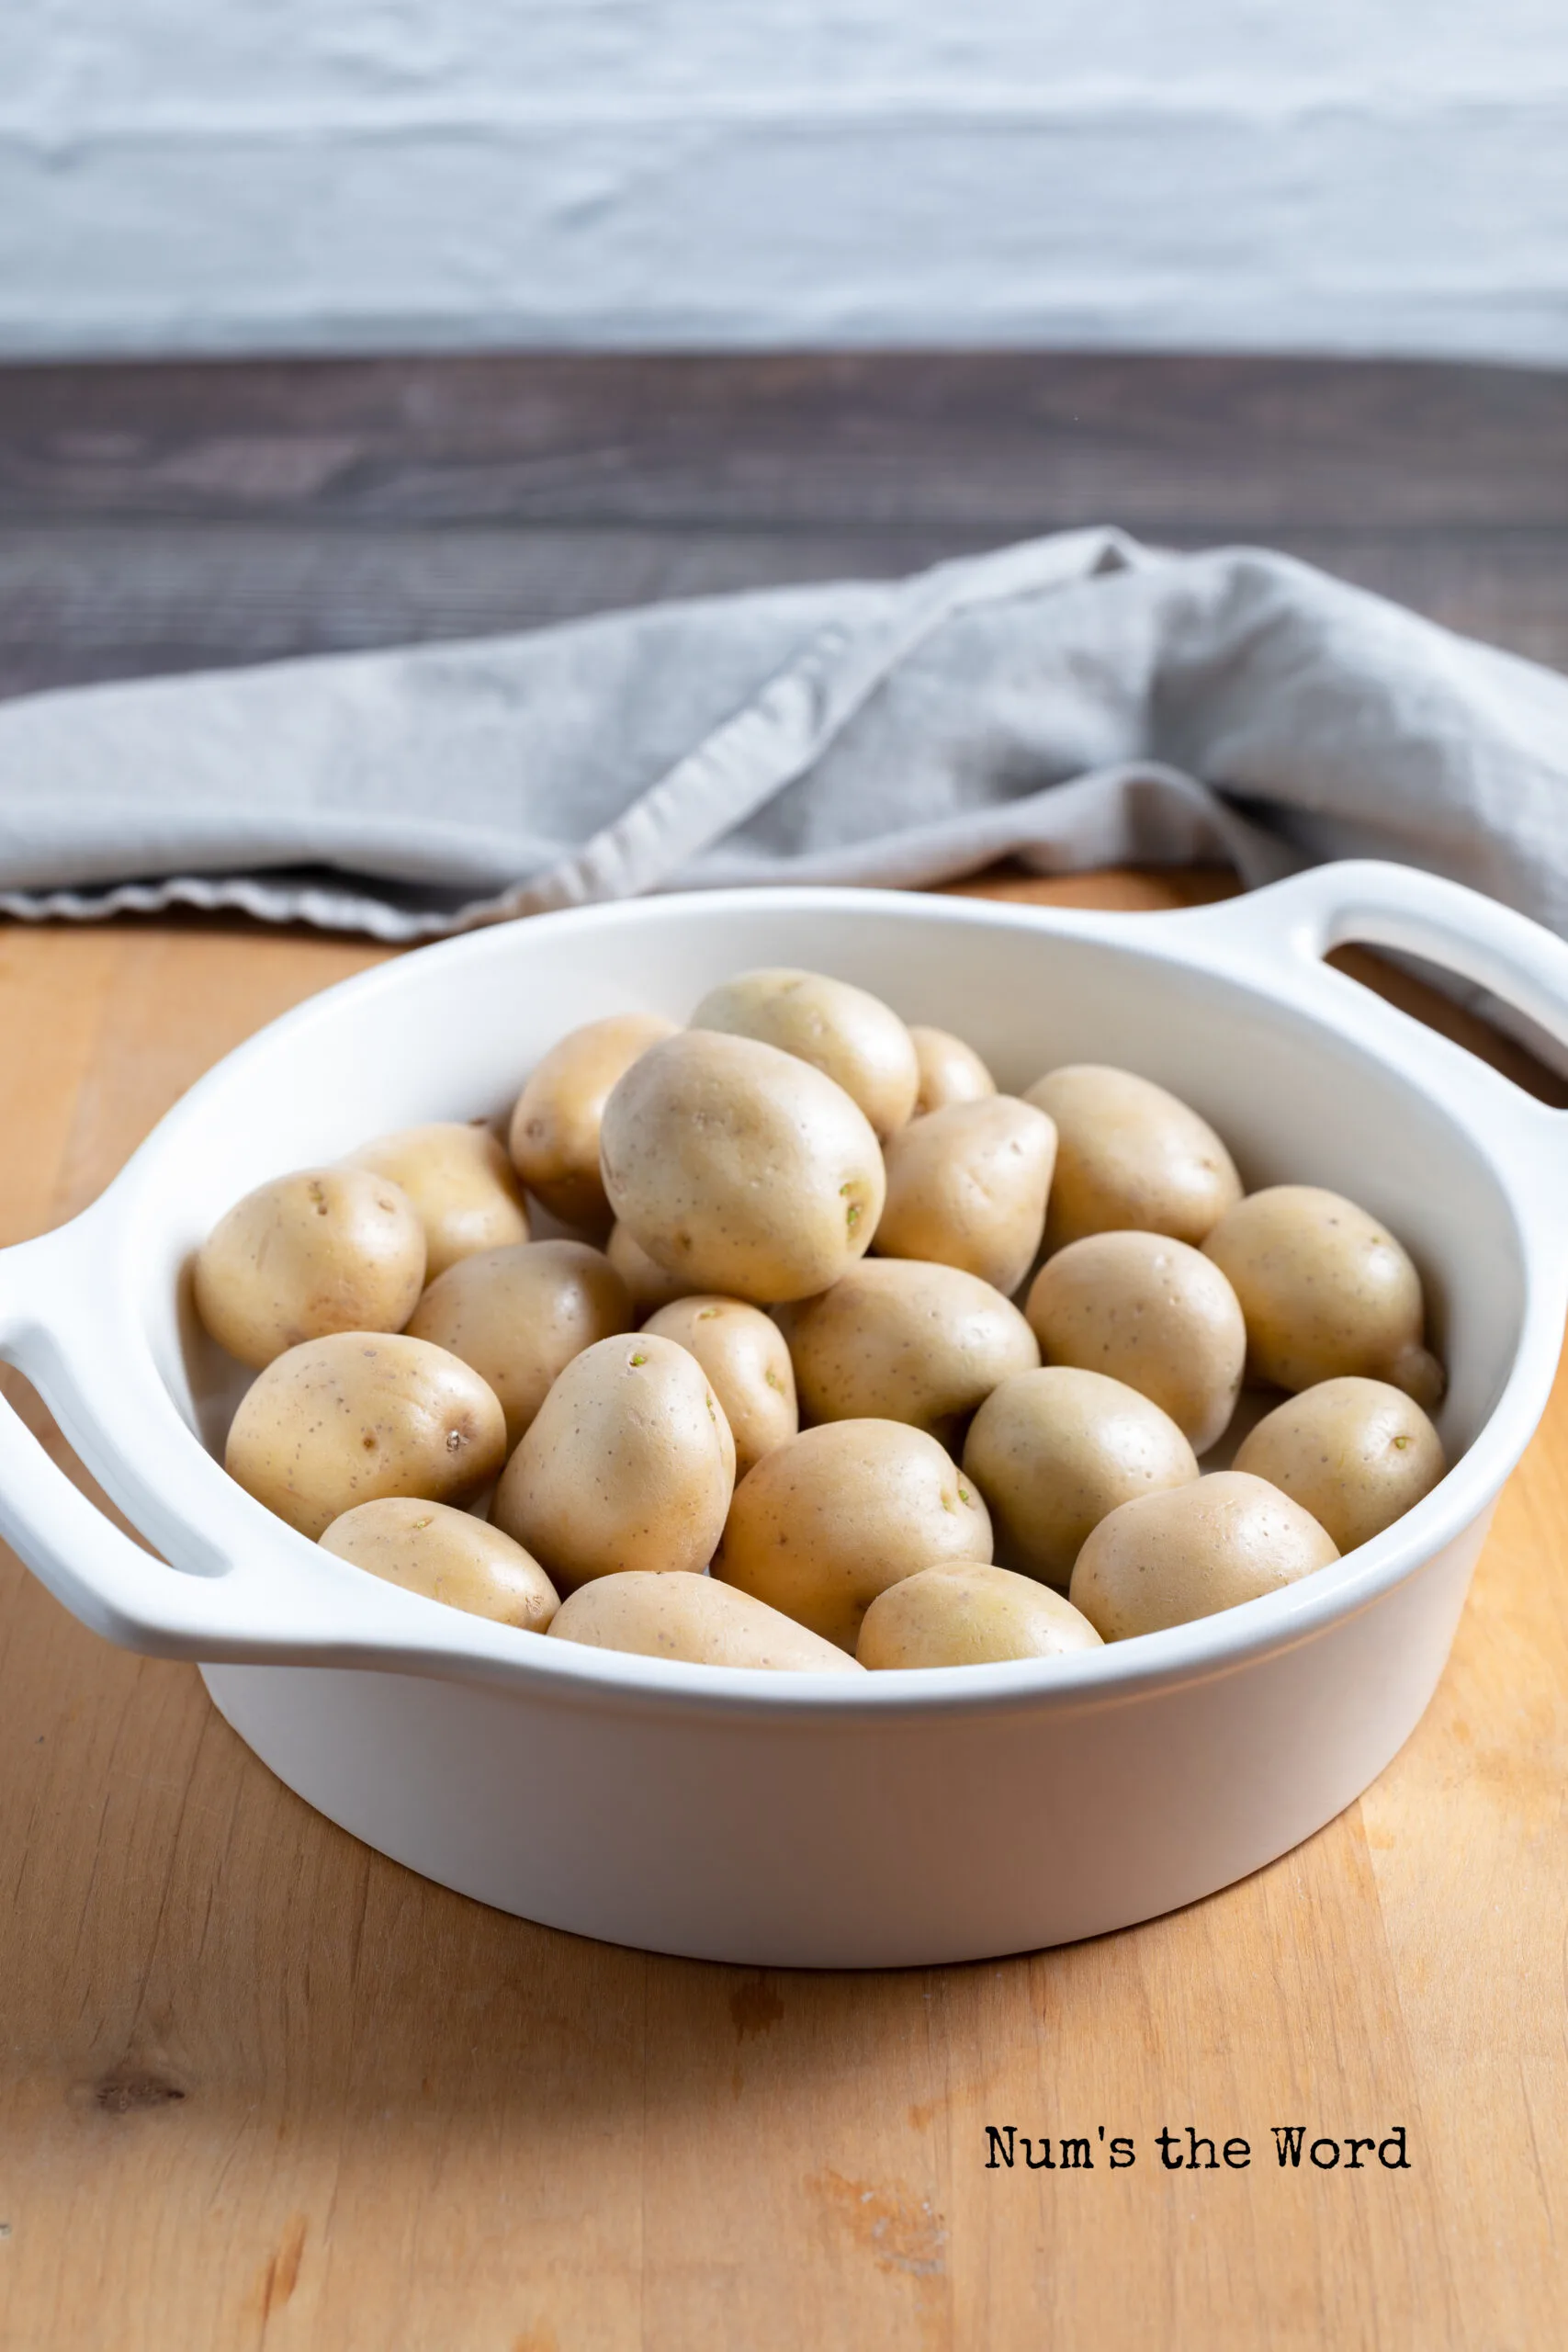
[3,2,1566,360]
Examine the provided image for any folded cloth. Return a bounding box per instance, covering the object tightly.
[2,526,1566,947]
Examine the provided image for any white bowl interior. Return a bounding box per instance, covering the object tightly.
[129,894,1525,1486]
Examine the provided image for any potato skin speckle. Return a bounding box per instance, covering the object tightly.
[858,1562,1101,1668]
[1232,1376,1446,1551]
[689,967,919,1140]
[1025,1064,1241,1250]
[1069,1471,1338,1640]
[321,1497,558,1630]
[408,1237,631,1450]
[548,1569,862,1672]
[777,1258,1039,1445]
[963,1365,1198,1590]
[346,1122,528,1279]
[874,1095,1056,1296]
[642,1295,797,1477]
[715,1419,992,1653]
[600,1030,886,1305]
[1202,1185,1444,1403]
[508,1013,677,1233]
[196,1168,426,1369]
[491,1333,736,1592]
[225,1332,506,1538]
[1026,1229,1246,1454]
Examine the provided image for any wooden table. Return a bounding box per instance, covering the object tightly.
[1,355,1566,2347]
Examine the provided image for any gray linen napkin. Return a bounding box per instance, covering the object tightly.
[2,526,1566,944]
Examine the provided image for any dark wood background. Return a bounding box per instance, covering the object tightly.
[2,353,1566,702]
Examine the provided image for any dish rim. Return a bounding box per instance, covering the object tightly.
[5,865,1567,1720]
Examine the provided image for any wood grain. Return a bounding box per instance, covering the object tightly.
[0,879,1562,2350]
[6,354,1567,529]
[4,354,1568,696]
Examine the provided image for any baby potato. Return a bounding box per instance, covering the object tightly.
[508,1012,676,1232]
[346,1121,528,1280]
[321,1497,558,1631]
[607,1221,695,1316]
[716,1418,992,1653]
[642,1295,798,1477]
[689,967,919,1139]
[1025,1064,1242,1250]
[407,1238,632,1451]
[1233,1376,1446,1553]
[873,1096,1057,1297]
[857,1562,1103,1670]
[909,1024,997,1116]
[600,1030,885,1305]
[225,1332,507,1540]
[1069,1470,1339,1640]
[778,1259,1040,1443]
[195,1167,426,1370]
[547,1570,863,1673]
[1201,1185,1445,1405]
[491,1333,735,1591]
[1025,1229,1246,1454]
[962,1365,1199,1589]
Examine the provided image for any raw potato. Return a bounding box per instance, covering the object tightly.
[642,1295,798,1477]
[963,1365,1198,1589]
[1069,1469,1339,1640]
[1201,1184,1445,1405]
[857,1562,1103,1669]
[225,1332,506,1540]
[689,967,919,1139]
[874,1096,1058,1296]
[195,1167,426,1370]
[779,1258,1040,1443]
[547,1570,863,1673]
[1233,1376,1446,1553]
[599,1030,885,1305]
[407,1238,632,1450]
[321,1497,558,1631]
[607,1221,694,1316]
[508,1012,676,1232]
[346,1122,528,1280]
[1025,1064,1243,1250]
[1025,1229,1246,1454]
[909,1024,997,1116]
[716,1418,992,1653]
[491,1333,735,1591]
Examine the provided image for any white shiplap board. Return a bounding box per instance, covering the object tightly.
[2,1,1566,360]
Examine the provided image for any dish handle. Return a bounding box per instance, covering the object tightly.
[1175,859,1568,1114]
[0,1224,491,1668]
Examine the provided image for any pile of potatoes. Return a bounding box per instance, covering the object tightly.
[195,966,1449,1676]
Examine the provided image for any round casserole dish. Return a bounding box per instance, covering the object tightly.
[1,859,1565,1968]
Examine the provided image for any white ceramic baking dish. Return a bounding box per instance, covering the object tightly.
[1,860,1565,1967]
